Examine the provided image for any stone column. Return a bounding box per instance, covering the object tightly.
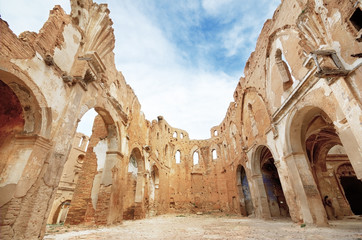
[135,172,145,203]
[0,135,52,240]
[250,174,271,219]
[330,77,362,179]
[284,153,327,226]
[40,85,87,235]
[134,172,146,219]
[106,151,123,224]
[273,159,301,222]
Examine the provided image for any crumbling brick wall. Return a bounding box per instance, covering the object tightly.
[66,115,107,225]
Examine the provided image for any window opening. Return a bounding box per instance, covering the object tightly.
[212,149,217,160]
[193,151,199,165]
[350,7,362,31]
[175,150,181,164]
[275,49,293,90]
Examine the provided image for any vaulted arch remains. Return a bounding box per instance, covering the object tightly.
[241,91,271,148]
[284,104,362,225]
[303,112,362,218]
[265,27,307,113]
[122,147,145,220]
[0,72,53,212]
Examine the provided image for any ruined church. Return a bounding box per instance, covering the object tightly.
[0,0,361,239]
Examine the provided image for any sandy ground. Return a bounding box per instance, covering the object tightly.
[44,214,362,240]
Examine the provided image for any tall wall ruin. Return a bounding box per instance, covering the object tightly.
[0,0,361,239]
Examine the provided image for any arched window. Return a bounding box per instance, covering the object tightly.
[248,103,258,136]
[275,49,293,90]
[164,144,168,156]
[193,151,199,165]
[212,149,217,160]
[128,155,138,178]
[175,150,181,164]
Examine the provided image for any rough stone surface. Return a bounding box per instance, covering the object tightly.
[44,214,362,240]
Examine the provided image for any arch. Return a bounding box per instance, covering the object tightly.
[150,164,160,210]
[129,147,145,204]
[240,87,273,125]
[301,111,362,218]
[67,104,123,226]
[190,145,199,165]
[285,104,342,155]
[212,149,217,160]
[265,25,300,59]
[130,147,144,172]
[210,143,219,161]
[0,65,51,138]
[265,26,306,112]
[0,80,24,147]
[76,104,121,155]
[229,121,238,151]
[240,90,272,148]
[260,146,290,218]
[275,48,293,90]
[236,165,254,216]
[193,151,199,165]
[175,150,181,164]
[121,146,145,220]
[51,200,71,224]
[284,105,362,224]
[151,164,160,186]
[251,145,269,176]
[335,163,362,215]
[78,103,116,126]
[65,107,122,226]
[0,72,53,209]
[251,145,289,218]
[78,107,121,188]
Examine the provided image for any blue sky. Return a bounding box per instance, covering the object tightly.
[0,0,280,139]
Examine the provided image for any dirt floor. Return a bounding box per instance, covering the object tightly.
[44,214,362,240]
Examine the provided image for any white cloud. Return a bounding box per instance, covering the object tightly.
[108,2,179,65]
[118,63,235,139]
[201,0,234,16]
[0,0,70,35]
[221,0,280,57]
[105,0,236,139]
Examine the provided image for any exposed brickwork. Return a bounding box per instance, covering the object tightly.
[122,173,137,220]
[94,185,112,225]
[66,115,107,225]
